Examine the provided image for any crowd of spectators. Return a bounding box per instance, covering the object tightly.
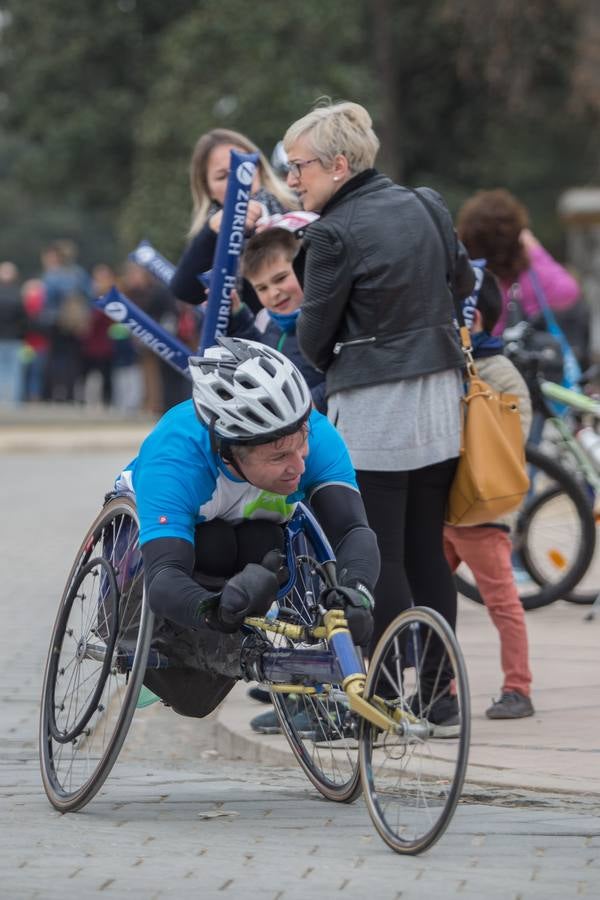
[0,240,194,415]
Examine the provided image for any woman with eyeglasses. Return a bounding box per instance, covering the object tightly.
[284,101,474,733]
[171,128,299,314]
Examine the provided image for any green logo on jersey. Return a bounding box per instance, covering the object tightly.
[243,491,296,520]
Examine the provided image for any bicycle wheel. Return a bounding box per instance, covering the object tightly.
[267,531,361,803]
[40,495,154,812]
[359,606,470,855]
[563,514,600,604]
[455,444,595,611]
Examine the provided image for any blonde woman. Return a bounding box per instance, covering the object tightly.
[285,101,474,733]
[171,129,298,313]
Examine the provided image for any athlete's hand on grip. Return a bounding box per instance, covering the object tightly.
[213,556,280,633]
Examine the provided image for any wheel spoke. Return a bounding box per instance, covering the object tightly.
[268,536,361,803]
[40,498,153,812]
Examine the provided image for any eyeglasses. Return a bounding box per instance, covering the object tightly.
[287,158,321,178]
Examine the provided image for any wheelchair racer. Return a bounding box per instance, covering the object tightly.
[115,337,380,717]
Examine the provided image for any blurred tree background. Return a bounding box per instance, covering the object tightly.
[1,0,599,276]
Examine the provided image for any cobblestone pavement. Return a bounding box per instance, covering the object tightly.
[2,450,600,899]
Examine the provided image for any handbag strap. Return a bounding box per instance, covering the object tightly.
[528,267,563,334]
[409,188,477,378]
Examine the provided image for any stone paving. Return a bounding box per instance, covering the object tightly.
[1,445,600,898]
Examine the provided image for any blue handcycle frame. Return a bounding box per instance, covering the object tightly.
[256,502,365,688]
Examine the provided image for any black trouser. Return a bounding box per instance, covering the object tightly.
[356,458,458,673]
[143,519,285,718]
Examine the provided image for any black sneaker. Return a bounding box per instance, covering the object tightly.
[410,692,460,739]
[250,695,308,735]
[247,686,272,704]
[250,698,327,738]
[486,691,534,720]
[249,707,280,734]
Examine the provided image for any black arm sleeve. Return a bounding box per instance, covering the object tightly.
[309,484,380,591]
[141,537,219,628]
[170,225,217,304]
[171,223,262,314]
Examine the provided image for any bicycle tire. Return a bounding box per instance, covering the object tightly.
[40,495,154,812]
[455,444,595,611]
[359,606,470,855]
[564,530,600,605]
[564,589,600,605]
[46,557,119,745]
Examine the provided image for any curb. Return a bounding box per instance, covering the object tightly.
[215,683,299,768]
[214,684,600,801]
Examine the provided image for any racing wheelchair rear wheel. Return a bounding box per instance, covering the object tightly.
[39,494,154,812]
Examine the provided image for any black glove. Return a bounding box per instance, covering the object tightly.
[213,554,280,633]
[342,587,374,649]
[322,583,375,649]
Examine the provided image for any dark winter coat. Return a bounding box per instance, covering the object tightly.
[296,170,475,396]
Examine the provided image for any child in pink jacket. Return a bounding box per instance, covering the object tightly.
[456,189,579,335]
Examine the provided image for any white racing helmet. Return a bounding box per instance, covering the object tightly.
[190,337,312,446]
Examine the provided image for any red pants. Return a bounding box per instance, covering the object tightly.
[444,525,532,697]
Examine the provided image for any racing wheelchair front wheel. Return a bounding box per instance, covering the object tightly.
[39,495,154,812]
[359,607,470,855]
[267,530,362,803]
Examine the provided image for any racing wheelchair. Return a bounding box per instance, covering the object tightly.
[39,492,470,855]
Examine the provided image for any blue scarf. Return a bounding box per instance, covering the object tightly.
[471,330,504,359]
[268,309,300,333]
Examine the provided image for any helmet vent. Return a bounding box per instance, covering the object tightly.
[260,400,276,417]
[244,408,268,426]
[291,370,304,393]
[281,381,296,410]
[236,374,258,390]
[258,358,277,378]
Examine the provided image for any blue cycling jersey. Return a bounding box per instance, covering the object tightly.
[116,401,357,546]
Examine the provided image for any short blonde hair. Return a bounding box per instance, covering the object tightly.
[283,101,379,175]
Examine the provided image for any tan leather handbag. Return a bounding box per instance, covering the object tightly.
[410,188,529,526]
[445,327,529,526]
